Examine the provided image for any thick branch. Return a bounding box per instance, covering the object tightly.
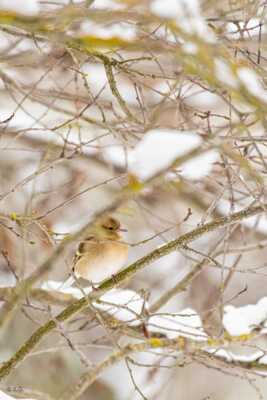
[0,145,211,330]
[0,201,266,381]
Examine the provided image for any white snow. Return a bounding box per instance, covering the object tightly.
[151,0,216,43]
[41,282,204,335]
[129,129,202,181]
[24,280,267,343]
[91,0,124,10]
[0,272,16,287]
[180,149,219,180]
[95,289,146,325]
[0,0,40,15]
[81,63,138,106]
[41,280,92,297]
[217,199,267,235]
[206,348,267,366]
[80,21,136,41]
[103,145,134,169]
[81,63,110,98]
[41,283,145,325]
[0,390,35,400]
[103,129,218,181]
[151,80,179,102]
[147,308,207,340]
[223,297,267,336]
[238,67,267,103]
[226,19,266,40]
[214,58,239,89]
[179,82,222,108]
[151,0,179,19]
[182,42,199,55]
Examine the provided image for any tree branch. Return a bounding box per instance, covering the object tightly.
[0,201,266,381]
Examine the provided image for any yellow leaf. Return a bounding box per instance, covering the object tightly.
[74,35,133,50]
[149,338,162,348]
[10,212,18,221]
[177,336,185,349]
[127,173,144,192]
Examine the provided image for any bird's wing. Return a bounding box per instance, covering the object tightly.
[73,235,95,266]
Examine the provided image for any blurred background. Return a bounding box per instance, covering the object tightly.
[1,0,267,399]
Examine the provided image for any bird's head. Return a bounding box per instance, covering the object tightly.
[96,216,126,240]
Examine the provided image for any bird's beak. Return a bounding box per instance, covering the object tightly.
[119,227,128,232]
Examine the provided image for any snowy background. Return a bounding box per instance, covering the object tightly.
[0,0,267,399]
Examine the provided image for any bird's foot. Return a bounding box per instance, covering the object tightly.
[111,274,118,285]
[90,281,99,291]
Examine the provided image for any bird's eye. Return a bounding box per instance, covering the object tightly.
[103,225,114,230]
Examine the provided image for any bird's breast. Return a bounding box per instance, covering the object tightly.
[74,241,128,283]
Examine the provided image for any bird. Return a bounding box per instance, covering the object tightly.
[62,216,128,288]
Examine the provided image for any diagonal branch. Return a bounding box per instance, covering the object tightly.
[0,145,211,330]
[0,200,266,381]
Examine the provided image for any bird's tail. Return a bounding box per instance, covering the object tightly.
[59,275,75,290]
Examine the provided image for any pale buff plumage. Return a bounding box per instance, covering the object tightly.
[65,216,128,286]
[74,239,128,283]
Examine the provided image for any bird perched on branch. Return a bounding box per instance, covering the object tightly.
[63,216,128,288]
